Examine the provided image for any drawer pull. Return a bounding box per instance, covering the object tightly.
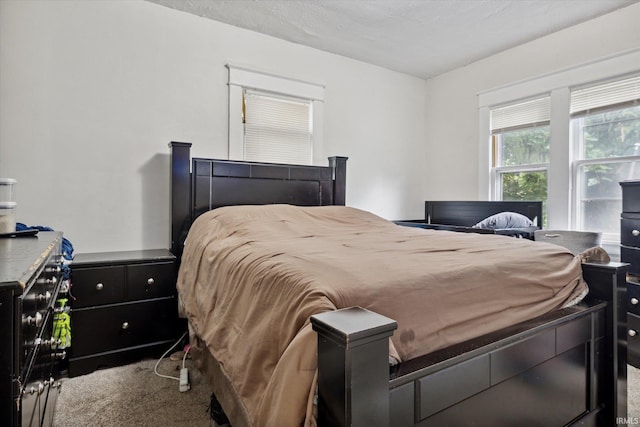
[30,337,59,349]
[46,265,61,275]
[37,291,52,303]
[147,278,155,285]
[122,322,129,330]
[633,229,640,237]
[23,312,43,328]
[632,297,639,305]
[25,383,45,396]
[630,329,638,337]
[96,283,104,291]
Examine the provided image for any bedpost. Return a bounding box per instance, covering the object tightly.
[329,156,348,205]
[581,261,628,424]
[169,141,192,260]
[311,307,397,427]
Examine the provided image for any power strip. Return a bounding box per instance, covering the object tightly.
[179,368,190,392]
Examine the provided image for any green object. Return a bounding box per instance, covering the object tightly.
[53,298,71,348]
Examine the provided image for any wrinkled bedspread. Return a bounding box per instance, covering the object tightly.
[177,205,587,427]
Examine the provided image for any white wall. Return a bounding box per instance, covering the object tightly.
[423,2,640,201]
[0,0,427,253]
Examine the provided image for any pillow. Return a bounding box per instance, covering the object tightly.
[472,211,534,229]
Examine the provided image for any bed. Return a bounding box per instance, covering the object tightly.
[169,142,628,427]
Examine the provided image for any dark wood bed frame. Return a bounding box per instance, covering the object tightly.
[397,200,542,238]
[425,200,543,227]
[169,142,628,427]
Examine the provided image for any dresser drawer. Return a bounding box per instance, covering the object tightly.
[629,313,640,364]
[126,262,175,301]
[621,218,640,247]
[629,282,640,316]
[622,181,640,212]
[71,298,178,357]
[621,246,640,275]
[72,265,126,308]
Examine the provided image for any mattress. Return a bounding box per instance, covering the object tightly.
[176,204,587,427]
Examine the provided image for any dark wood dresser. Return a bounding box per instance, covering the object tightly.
[0,232,65,427]
[620,180,640,368]
[68,249,182,377]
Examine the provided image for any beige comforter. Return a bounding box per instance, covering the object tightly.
[177,205,587,427]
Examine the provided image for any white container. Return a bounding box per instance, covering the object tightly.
[0,179,17,233]
[0,178,16,203]
[534,230,602,255]
[0,202,16,233]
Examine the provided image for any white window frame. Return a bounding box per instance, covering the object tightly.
[227,64,325,165]
[478,48,640,242]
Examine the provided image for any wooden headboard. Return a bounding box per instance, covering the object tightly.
[170,142,348,259]
[424,200,543,227]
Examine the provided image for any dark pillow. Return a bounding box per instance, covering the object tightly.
[472,212,533,229]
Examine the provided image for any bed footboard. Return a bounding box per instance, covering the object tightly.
[312,262,627,427]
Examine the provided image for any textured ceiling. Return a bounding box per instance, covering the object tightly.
[146,0,638,79]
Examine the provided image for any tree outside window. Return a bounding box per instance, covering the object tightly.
[494,125,550,226]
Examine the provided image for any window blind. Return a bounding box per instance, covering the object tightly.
[243,90,312,165]
[490,96,550,134]
[571,74,640,116]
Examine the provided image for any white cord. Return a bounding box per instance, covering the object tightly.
[182,344,190,369]
[154,331,188,381]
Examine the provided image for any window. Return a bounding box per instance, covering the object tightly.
[479,50,640,248]
[571,75,640,238]
[227,64,324,166]
[491,97,550,224]
[243,90,313,165]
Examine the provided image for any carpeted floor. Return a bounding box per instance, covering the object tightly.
[630,364,640,420]
[54,361,639,426]
[53,357,213,427]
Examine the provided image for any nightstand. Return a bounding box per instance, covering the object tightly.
[68,249,182,377]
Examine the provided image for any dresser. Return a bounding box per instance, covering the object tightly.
[68,249,182,377]
[0,232,65,427]
[620,180,640,368]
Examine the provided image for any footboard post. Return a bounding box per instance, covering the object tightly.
[311,307,397,427]
[581,261,628,424]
